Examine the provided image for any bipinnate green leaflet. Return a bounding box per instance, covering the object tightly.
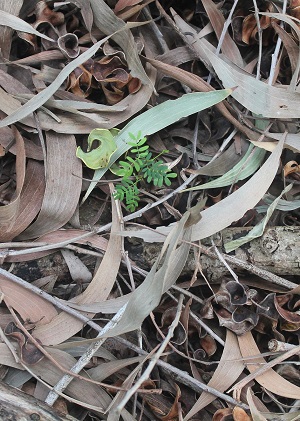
[82,88,232,201]
[122,134,285,242]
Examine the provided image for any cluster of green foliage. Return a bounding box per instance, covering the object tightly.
[113,132,177,212]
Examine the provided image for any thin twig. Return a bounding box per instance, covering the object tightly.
[45,303,128,406]
[0,267,248,410]
[268,0,287,85]
[215,0,239,56]
[8,305,156,394]
[2,175,198,259]
[114,295,184,416]
[167,289,225,347]
[252,0,263,79]
[230,343,300,400]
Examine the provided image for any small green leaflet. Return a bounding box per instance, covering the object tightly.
[76,128,118,169]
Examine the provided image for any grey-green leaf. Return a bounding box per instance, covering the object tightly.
[82,89,232,202]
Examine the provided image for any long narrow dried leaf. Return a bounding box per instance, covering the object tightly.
[31,348,114,413]
[0,128,26,242]
[256,195,300,213]
[262,411,300,421]
[122,133,285,242]
[89,0,150,85]
[184,145,265,192]
[238,332,300,399]
[261,12,300,92]
[0,29,125,128]
[187,139,249,176]
[184,331,244,420]
[5,229,108,263]
[269,132,300,153]
[0,343,23,369]
[0,9,55,43]
[96,209,193,339]
[224,184,293,252]
[0,0,23,59]
[18,133,81,240]
[172,12,300,118]
[201,0,243,67]
[72,0,93,34]
[3,160,45,240]
[88,356,144,382]
[247,389,268,421]
[0,275,58,326]
[33,193,122,346]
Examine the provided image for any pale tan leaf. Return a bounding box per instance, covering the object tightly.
[247,389,268,421]
[88,356,145,382]
[5,160,45,240]
[89,0,150,85]
[32,347,113,412]
[201,0,243,67]
[184,331,244,420]
[61,249,92,284]
[272,21,299,74]
[98,210,192,339]
[261,12,300,92]
[0,343,23,369]
[115,0,143,13]
[0,275,58,326]
[5,229,108,263]
[0,9,55,43]
[0,0,23,59]
[238,332,300,399]
[268,132,300,153]
[172,12,300,118]
[72,0,93,33]
[0,128,26,242]
[18,133,82,240]
[33,193,122,346]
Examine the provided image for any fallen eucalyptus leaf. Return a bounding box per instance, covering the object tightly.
[183,144,265,192]
[0,9,55,43]
[224,184,293,252]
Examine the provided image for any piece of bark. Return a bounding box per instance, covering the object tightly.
[7,227,300,288]
[126,226,300,279]
[0,381,77,420]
